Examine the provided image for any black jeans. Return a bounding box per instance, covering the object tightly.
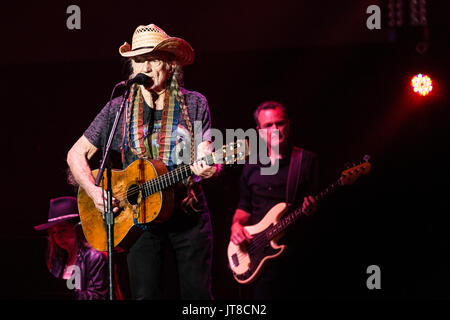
[127,210,214,300]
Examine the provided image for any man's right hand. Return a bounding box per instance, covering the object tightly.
[87,185,120,214]
[230,222,253,245]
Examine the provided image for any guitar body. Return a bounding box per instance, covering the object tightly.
[78,159,174,252]
[227,202,288,284]
[227,155,371,283]
[227,157,372,284]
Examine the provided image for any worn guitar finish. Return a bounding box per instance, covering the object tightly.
[78,159,174,251]
[78,141,249,252]
[227,158,372,284]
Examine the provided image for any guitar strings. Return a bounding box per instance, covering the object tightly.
[233,231,272,260]
[233,229,285,262]
[230,170,365,270]
[96,147,244,203]
[97,145,245,201]
[103,164,193,202]
[232,232,270,262]
[231,183,342,265]
[105,148,243,202]
[231,211,305,262]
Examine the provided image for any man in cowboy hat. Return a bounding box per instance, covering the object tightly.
[67,24,218,299]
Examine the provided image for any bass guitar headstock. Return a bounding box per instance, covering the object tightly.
[340,155,372,186]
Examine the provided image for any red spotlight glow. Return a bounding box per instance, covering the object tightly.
[411,73,433,96]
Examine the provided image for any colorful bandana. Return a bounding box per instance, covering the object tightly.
[121,74,192,168]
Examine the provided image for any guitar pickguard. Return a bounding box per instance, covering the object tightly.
[231,230,283,282]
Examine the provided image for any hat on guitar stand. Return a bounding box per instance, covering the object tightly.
[34,196,80,230]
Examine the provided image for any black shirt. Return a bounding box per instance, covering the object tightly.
[237,149,319,225]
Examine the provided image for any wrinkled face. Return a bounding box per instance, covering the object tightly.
[48,221,76,252]
[131,52,174,92]
[257,107,290,150]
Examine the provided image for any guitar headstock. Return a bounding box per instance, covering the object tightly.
[219,139,251,165]
[340,155,372,186]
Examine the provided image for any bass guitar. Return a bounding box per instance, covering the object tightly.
[227,156,371,284]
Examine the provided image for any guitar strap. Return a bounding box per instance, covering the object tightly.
[286,146,304,207]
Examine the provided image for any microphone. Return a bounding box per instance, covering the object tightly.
[120,73,152,87]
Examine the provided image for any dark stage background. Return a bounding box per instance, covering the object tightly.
[0,0,449,300]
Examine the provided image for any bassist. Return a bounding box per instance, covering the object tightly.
[230,101,319,299]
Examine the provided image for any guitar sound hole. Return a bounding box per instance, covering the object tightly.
[126,184,141,205]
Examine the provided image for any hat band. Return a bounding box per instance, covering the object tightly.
[47,214,79,222]
[132,46,155,51]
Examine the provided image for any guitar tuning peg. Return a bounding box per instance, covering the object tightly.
[363,154,371,162]
[344,162,352,169]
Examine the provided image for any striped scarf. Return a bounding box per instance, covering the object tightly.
[121,74,194,168]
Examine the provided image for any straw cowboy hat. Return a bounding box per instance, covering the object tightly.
[119,24,194,66]
[34,197,79,231]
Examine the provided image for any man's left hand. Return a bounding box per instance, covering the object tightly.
[302,196,318,216]
[190,141,217,179]
[190,160,216,179]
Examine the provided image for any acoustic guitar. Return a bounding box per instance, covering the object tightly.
[78,140,249,251]
[227,157,371,284]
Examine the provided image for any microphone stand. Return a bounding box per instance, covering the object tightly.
[95,82,130,301]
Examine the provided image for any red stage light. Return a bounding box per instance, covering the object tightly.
[411,73,433,96]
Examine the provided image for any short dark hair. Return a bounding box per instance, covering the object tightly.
[253,101,288,127]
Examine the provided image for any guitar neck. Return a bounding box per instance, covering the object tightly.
[141,154,215,197]
[139,139,249,197]
[266,179,342,240]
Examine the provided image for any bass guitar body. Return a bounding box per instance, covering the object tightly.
[78,159,174,252]
[227,157,372,284]
[227,202,288,284]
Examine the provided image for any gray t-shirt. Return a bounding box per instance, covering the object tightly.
[83,87,213,221]
[84,87,212,169]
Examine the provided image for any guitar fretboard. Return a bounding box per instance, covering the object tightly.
[142,164,192,197]
[139,154,215,198]
[265,180,342,240]
[126,140,248,200]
